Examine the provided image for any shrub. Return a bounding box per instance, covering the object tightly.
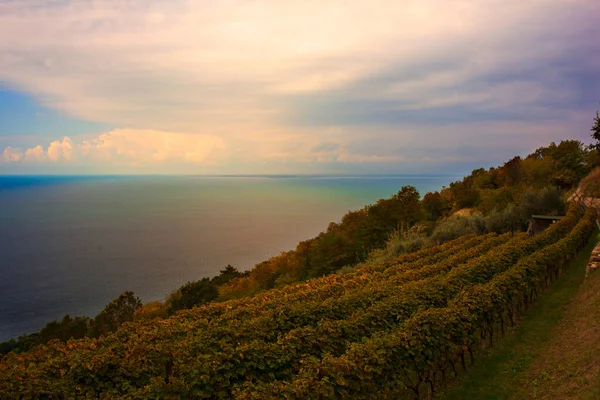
[166,278,218,314]
[431,212,486,242]
[368,226,430,264]
[486,203,528,234]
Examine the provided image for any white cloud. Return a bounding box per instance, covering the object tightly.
[79,129,226,165]
[0,112,594,173]
[2,129,226,167]
[24,145,46,161]
[47,137,73,162]
[0,1,598,174]
[2,147,23,163]
[0,0,597,134]
[0,126,403,169]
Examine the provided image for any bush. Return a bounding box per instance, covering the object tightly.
[166,278,218,315]
[431,212,486,242]
[134,301,168,321]
[211,265,247,286]
[521,187,565,216]
[581,167,600,198]
[368,226,430,264]
[94,291,142,337]
[486,203,528,234]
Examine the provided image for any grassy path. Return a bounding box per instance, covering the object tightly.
[443,231,600,400]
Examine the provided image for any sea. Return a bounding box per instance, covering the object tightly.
[0,175,459,341]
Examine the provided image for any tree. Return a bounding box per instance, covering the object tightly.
[395,185,422,227]
[521,187,565,216]
[592,106,600,150]
[421,191,449,220]
[94,291,142,336]
[449,179,480,209]
[553,140,589,179]
[581,167,600,198]
[485,204,527,234]
[211,265,246,286]
[498,156,523,186]
[166,278,218,315]
[39,315,93,343]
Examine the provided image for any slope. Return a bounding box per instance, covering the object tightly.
[443,232,599,399]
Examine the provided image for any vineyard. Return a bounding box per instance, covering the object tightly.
[0,204,596,399]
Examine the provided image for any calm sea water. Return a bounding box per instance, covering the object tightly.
[0,175,458,341]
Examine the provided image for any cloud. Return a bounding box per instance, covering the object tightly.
[79,129,226,165]
[2,146,23,163]
[24,145,45,161]
[0,0,598,135]
[1,111,595,174]
[0,1,598,174]
[47,137,73,162]
[2,129,226,168]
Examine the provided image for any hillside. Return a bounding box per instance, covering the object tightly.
[1,138,599,398]
[205,140,600,302]
[520,234,600,399]
[0,203,595,398]
[4,139,595,356]
[443,231,600,400]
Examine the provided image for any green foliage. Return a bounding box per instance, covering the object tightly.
[499,156,524,186]
[0,291,142,355]
[591,108,600,150]
[94,291,142,337]
[534,140,590,188]
[166,278,218,315]
[220,185,423,294]
[521,186,565,216]
[240,207,593,399]
[1,138,597,397]
[1,205,589,398]
[581,167,600,198]
[486,203,527,234]
[485,188,565,235]
[421,191,451,220]
[367,225,430,264]
[0,334,39,355]
[431,211,486,242]
[134,301,168,321]
[211,265,247,286]
[449,178,481,209]
[39,315,93,343]
[479,186,516,214]
[216,139,595,300]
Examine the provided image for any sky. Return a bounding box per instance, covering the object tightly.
[0,0,599,175]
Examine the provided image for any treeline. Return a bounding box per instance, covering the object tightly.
[215,139,598,300]
[246,209,596,399]
[134,138,599,318]
[135,265,249,320]
[0,199,593,398]
[0,291,142,355]
[0,266,248,354]
[2,136,597,352]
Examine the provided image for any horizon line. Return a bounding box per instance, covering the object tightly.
[0,173,464,178]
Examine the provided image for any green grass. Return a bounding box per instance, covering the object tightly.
[442,231,599,400]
